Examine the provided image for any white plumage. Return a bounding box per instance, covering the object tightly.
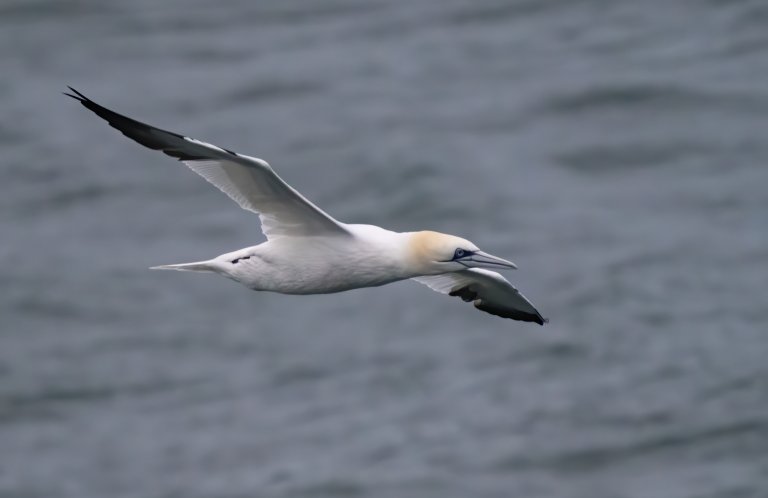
[66,87,546,325]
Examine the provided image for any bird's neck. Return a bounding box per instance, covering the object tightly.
[346,225,425,280]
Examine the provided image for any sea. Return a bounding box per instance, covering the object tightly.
[2,0,767,497]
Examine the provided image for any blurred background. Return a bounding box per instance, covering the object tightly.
[2,0,767,497]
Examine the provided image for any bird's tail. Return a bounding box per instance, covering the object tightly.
[149,260,217,272]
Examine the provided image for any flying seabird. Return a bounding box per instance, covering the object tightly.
[65,88,546,325]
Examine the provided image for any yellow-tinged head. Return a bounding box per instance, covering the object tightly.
[406,231,517,275]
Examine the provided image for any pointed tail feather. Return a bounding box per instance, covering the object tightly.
[149,260,216,272]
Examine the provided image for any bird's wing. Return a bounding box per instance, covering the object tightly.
[65,88,349,240]
[413,268,547,325]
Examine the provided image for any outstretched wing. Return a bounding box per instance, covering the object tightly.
[65,87,349,240]
[413,269,547,325]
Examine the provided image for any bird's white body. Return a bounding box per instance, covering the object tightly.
[215,225,411,294]
[67,88,546,324]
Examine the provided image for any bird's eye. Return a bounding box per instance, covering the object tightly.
[453,248,469,259]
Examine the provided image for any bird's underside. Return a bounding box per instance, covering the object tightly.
[66,87,547,325]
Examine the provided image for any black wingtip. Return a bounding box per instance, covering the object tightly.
[63,87,221,162]
[63,86,87,102]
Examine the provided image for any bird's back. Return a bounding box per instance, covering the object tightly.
[226,228,411,294]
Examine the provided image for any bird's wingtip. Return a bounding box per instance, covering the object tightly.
[63,86,87,101]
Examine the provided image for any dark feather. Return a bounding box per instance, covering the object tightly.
[64,87,214,161]
[474,301,546,325]
[449,285,478,302]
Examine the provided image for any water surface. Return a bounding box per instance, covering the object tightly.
[2,1,767,497]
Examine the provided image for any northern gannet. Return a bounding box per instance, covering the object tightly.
[65,88,546,325]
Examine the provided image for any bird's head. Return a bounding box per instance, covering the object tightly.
[406,231,517,275]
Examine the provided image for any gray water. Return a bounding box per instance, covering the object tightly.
[2,0,768,497]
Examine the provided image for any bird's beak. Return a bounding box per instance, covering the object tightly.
[464,251,517,270]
